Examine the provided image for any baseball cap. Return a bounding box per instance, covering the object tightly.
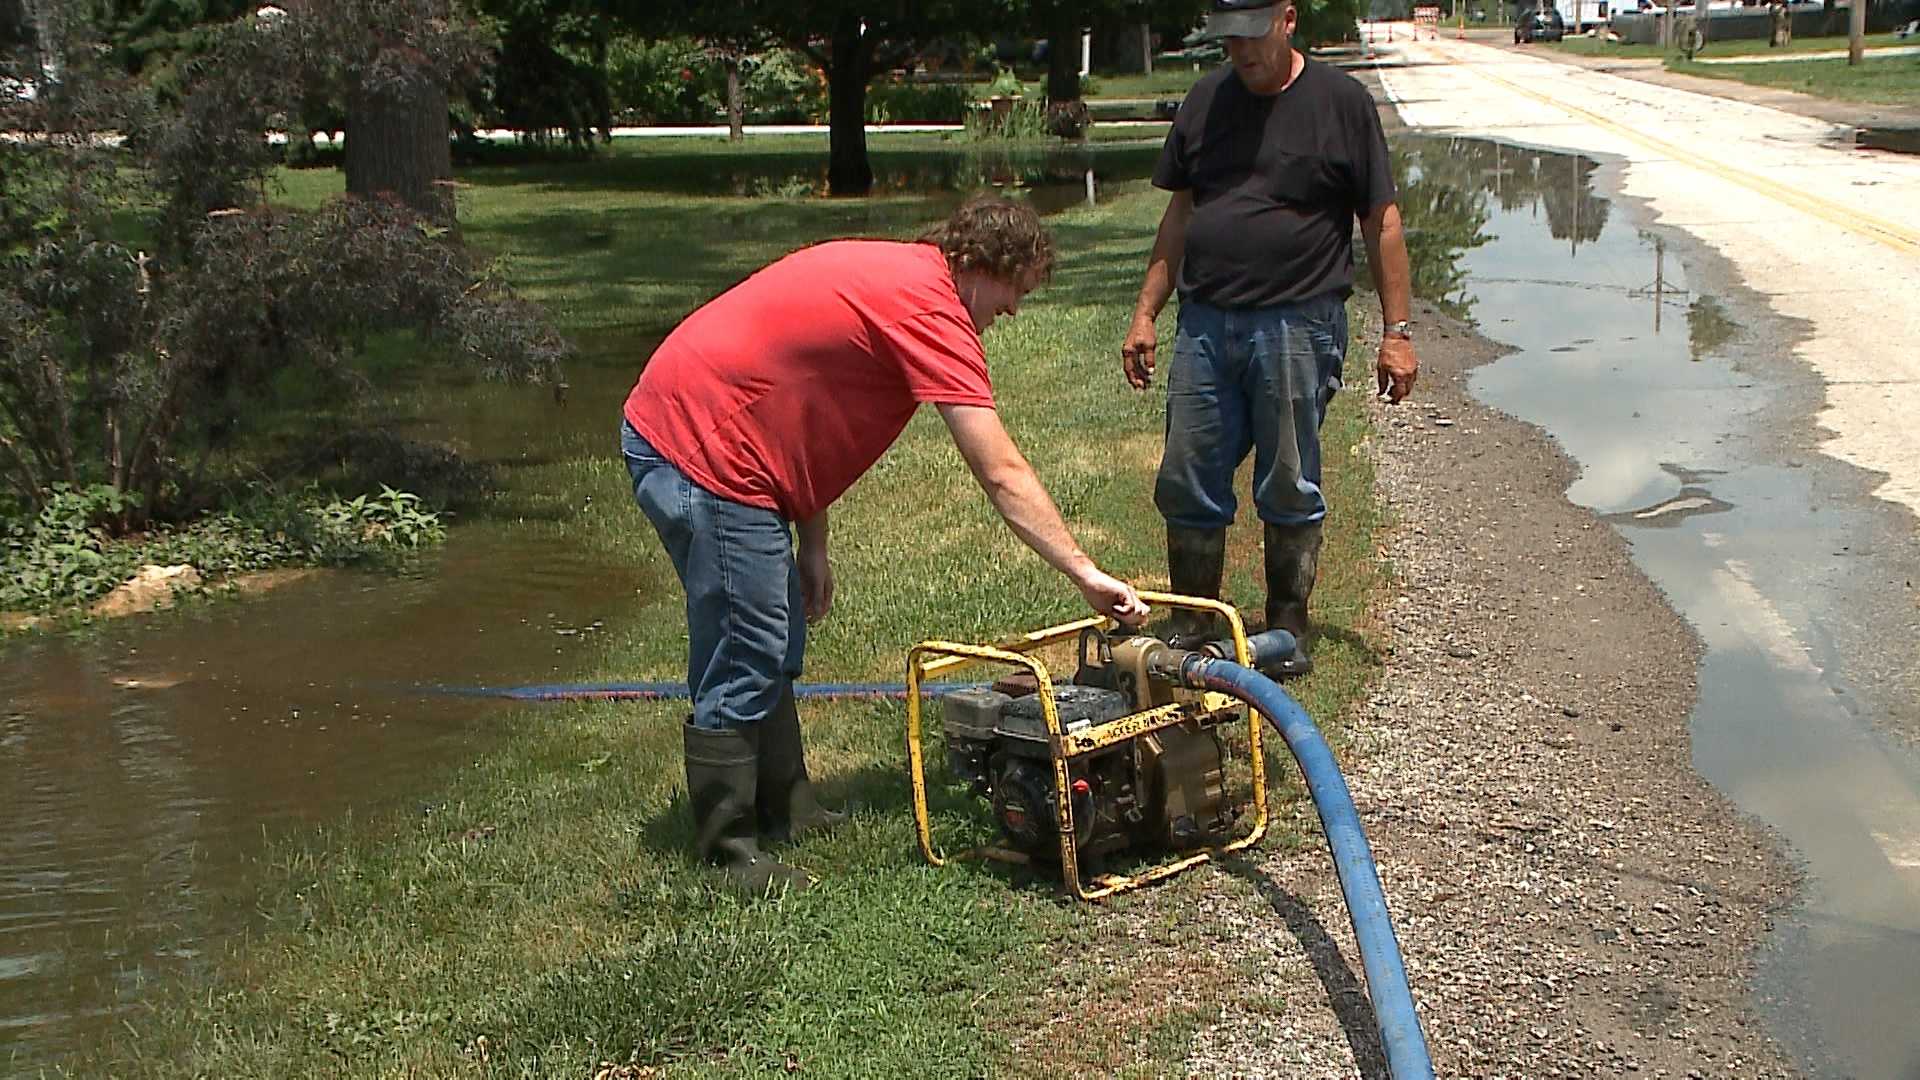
[1201,0,1279,39]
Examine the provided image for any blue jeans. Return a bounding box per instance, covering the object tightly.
[1154,294,1348,530]
[621,420,804,731]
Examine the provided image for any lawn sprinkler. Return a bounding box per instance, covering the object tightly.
[905,591,1294,901]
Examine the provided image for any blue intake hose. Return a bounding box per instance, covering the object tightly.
[433,631,1305,703]
[434,635,1433,1075]
[1175,653,1434,1080]
[427,680,990,702]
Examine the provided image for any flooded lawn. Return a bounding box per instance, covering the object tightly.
[1392,133,1920,1079]
[0,140,1163,1068]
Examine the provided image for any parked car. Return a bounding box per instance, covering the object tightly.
[1514,7,1568,42]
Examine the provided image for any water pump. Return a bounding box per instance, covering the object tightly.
[939,628,1239,863]
[904,595,1298,899]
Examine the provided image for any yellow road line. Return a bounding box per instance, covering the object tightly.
[1433,44,1920,256]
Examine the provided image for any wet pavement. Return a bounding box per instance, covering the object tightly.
[1391,132,1920,1078]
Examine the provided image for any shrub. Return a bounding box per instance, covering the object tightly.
[0,11,568,532]
[741,48,825,124]
[606,35,717,124]
[0,482,448,614]
[866,79,976,123]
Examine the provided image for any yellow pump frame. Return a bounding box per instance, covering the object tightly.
[904,591,1269,901]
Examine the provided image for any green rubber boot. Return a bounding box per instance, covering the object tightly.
[757,686,846,845]
[683,721,812,895]
[1166,525,1228,649]
[1262,521,1322,679]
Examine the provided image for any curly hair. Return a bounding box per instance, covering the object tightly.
[919,194,1055,286]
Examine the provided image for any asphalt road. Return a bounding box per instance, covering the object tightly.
[1372,28,1920,517]
[1362,28,1920,1076]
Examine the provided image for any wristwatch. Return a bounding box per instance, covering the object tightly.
[1385,320,1414,340]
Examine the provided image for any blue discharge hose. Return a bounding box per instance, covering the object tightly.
[1178,655,1435,1080]
[428,681,987,702]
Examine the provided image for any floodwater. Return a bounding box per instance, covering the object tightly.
[0,146,1161,1069]
[1391,134,1920,1078]
[0,356,651,1068]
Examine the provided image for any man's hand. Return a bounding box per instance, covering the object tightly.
[796,514,833,623]
[1075,566,1151,627]
[1122,312,1159,389]
[1376,335,1418,404]
[797,543,833,623]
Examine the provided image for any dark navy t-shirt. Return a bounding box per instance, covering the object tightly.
[1153,58,1396,309]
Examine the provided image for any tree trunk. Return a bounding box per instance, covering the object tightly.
[726,53,744,142]
[826,15,874,196]
[1046,4,1082,105]
[1045,4,1090,138]
[591,26,612,143]
[345,69,454,226]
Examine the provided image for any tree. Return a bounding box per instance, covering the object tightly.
[471,0,615,148]
[1296,0,1367,45]
[1029,1,1203,136]
[0,6,567,524]
[269,0,495,226]
[1,0,34,53]
[648,0,1023,195]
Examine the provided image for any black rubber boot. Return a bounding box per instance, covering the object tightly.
[1166,525,1228,649]
[1263,521,1323,679]
[757,686,846,845]
[683,721,812,895]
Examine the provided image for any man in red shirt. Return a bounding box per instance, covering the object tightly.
[622,196,1149,893]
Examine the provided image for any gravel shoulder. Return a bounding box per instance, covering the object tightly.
[1166,288,1805,1072]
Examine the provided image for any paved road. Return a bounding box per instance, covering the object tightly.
[1373,29,1920,517]
[1371,30,1920,1075]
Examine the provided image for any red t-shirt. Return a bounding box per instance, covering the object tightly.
[624,240,994,522]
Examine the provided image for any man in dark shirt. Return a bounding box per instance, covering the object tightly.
[1120,0,1418,673]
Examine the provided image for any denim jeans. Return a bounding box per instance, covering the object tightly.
[1154,294,1349,530]
[621,420,803,731]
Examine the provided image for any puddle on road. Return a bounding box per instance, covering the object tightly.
[1392,134,1920,1078]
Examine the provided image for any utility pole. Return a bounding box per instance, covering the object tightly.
[1571,152,1580,258]
[1653,235,1664,334]
[1848,0,1866,63]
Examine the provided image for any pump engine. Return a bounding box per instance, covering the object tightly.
[939,628,1239,861]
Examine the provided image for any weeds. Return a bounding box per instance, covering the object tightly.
[0,483,446,614]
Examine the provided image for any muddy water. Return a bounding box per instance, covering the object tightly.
[0,352,653,1068]
[1393,135,1920,1078]
[0,149,1161,1068]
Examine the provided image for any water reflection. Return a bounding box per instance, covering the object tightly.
[1368,137,1613,321]
[1397,132,1920,1079]
[583,142,1162,204]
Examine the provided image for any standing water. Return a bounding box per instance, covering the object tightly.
[0,143,1164,1068]
[1390,134,1920,1078]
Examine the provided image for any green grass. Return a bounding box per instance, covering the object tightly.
[1086,69,1213,99]
[1672,47,1920,106]
[76,137,1392,1079]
